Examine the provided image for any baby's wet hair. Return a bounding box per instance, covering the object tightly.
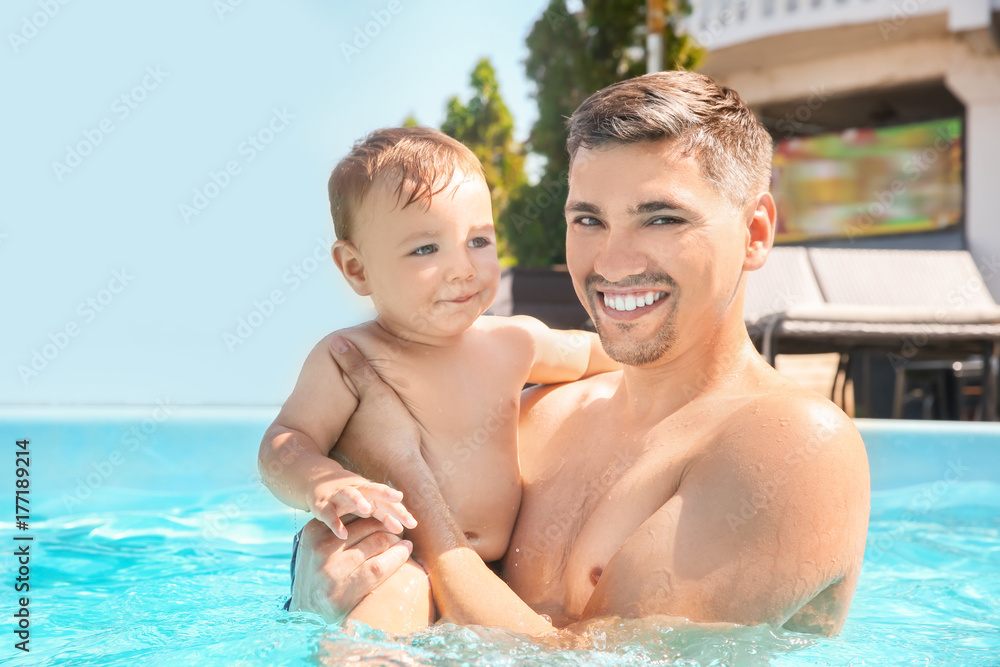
[329,127,485,241]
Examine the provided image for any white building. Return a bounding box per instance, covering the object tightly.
[687,0,1000,298]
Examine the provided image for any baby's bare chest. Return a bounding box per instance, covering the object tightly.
[370,348,526,561]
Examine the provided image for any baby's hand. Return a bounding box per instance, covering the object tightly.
[309,475,417,540]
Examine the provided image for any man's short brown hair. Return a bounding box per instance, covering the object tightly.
[329,127,486,241]
[567,71,773,210]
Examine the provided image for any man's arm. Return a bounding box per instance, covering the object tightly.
[329,335,556,636]
[582,397,870,635]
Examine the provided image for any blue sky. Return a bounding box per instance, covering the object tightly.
[2,0,550,406]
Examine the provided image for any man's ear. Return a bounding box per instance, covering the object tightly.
[742,192,776,272]
[332,240,372,296]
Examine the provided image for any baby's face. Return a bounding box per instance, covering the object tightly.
[353,173,500,342]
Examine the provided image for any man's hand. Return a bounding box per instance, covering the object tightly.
[309,473,417,540]
[290,517,413,623]
[329,336,424,486]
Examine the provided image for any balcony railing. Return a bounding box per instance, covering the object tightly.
[685,0,995,51]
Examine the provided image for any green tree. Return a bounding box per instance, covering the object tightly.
[503,0,703,266]
[439,58,526,266]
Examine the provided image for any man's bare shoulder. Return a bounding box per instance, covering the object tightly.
[716,370,866,469]
[585,372,869,633]
[522,369,621,418]
[518,371,622,468]
[687,363,868,519]
[708,385,869,633]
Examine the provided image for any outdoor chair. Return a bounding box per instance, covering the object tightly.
[744,247,1000,420]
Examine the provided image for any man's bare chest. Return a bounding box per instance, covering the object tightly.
[503,412,710,622]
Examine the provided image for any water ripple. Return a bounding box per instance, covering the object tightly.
[12,482,999,666]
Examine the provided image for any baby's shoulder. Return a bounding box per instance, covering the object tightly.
[471,314,516,331]
[468,315,538,356]
[329,321,392,357]
[333,320,378,339]
[472,314,545,342]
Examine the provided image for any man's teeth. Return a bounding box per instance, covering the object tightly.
[603,291,666,312]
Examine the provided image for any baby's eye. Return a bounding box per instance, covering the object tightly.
[468,237,491,248]
[411,244,437,256]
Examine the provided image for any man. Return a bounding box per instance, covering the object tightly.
[289,71,870,637]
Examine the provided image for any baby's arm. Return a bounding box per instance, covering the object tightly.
[504,315,619,385]
[258,334,415,538]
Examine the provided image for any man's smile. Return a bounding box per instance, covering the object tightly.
[586,273,677,314]
[600,290,668,313]
[588,272,677,323]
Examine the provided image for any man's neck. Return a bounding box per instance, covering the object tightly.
[617,315,760,421]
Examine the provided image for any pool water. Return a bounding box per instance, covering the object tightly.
[1,410,998,666]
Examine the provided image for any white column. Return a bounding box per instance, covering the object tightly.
[946,47,1000,300]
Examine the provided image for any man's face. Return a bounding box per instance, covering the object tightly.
[565,139,750,367]
[352,174,500,341]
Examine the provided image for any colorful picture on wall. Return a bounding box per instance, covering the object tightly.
[770,117,963,243]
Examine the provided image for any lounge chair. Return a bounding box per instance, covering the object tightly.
[744,248,1000,420]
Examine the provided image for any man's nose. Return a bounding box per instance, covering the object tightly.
[593,228,647,283]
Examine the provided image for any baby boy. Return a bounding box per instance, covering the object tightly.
[259,127,616,630]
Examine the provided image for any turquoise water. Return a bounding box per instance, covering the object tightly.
[1,411,998,665]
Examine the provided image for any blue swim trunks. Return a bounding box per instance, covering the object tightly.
[282,528,303,611]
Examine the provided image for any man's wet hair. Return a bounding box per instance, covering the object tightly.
[567,71,773,210]
[329,127,485,241]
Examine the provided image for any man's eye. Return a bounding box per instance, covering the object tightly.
[573,216,601,227]
[469,237,491,248]
[411,244,437,256]
[650,216,684,226]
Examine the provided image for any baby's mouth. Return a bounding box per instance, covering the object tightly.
[443,291,478,303]
[600,291,668,312]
